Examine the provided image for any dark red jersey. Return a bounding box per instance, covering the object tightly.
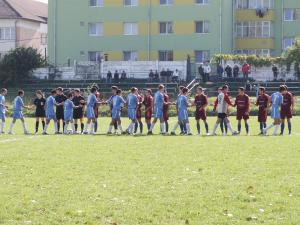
[163,94,170,112]
[256,94,269,110]
[143,95,153,109]
[281,92,293,110]
[194,94,208,109]
[137,94,143,109]
[235,94,250,112]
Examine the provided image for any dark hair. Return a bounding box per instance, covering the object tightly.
[51,89,57,95]
[1,88,7,93]
[146,89,152,94]
[92,85,99,90]
[68,93,73,98]
[259,87,266,92]
[116,89,122,95]
[182,87,189,94]
[131,87,137,93]
[283,85,288,90]
[222,85,229,90]
[238,87,245,91]
[57,87,63,92]
[197,86,203,91]
[111,86,118,90]
[279,85,286,92]
[91,87,97,93]
[18,90,24,96]
[36,90,43,95]
[74,88,80,93]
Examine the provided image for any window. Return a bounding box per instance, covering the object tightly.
[0,27,16,40]
[236,21,271,38]
[195,50,210,63]
[158,51,173,61]
[234,49,270,57]
[40,33,47,45]
[124,22,138,35]
[236,0,274,9]
[124,0,138,6]
[88,23,103,36]
[123,51,138,61]
[195,21,210,33]
[159,22,173,34]
[284,9,298,21]
[283,37,294,49]
[88,51,102,62]
[90,0,103,7]
[195,0,209,4]
[160,0,173,5]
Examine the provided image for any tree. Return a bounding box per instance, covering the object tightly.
[285,40,300,76]
[0,47,46,85]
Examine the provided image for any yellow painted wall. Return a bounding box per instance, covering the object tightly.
[236,10,275,21]
[235,38,275,49]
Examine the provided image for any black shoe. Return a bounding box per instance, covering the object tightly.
[170,132,176,136]
[147,131,153,135]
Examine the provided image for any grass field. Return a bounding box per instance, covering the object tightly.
[0,117,300,225]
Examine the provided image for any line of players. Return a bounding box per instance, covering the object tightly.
[0,83,295,136]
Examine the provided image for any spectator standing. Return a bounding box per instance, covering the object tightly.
[172,69,180,83]
[154,70,159,82]
[121,70,127,82]
[160,68,167,83]
[242,62,250,82]
[233,64,240,79]
[149,70,154,82]
[272,64,278,81]
[203,61,211,83]
[198,63,205,82]
[114,70,119,83]
[217,64,224,80]
[225,65,232,78]
[107,70,112,83]
[166,69,172,83]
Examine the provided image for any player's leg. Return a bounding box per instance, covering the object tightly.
[117,119,124,134]
[280,118,286,135]
[138,118,143,134]
[41,117,45,131]
[171,121,180,135]
[224,117,237,135]
[35,117,39,133]
[70,119,76,134]
[20,117,29,134]
[196,119,201,135]
[273,119,281,135]
[148,114,158,134]
[237,120,242,134]
[129,119,136,135]
[159,118,166,134]
[165,120,169,134]
[212,117,222,135]
[64,120,69,134]
[43,118,50,134]
[74,119,78,133]
[8,117,17,134]
[57,119,61,133]
[0,116,5,134]
[203,119,209,135]
[94,118,98,133]
[83,118,91,134]
[287,118,292,135]
[263,119,275,134]
[185,119,192,135]
[244,118,249,135]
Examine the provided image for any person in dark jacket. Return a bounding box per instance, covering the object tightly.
[225,65,232,78]
[217,64,224,80]
[198,64,205,82]
[114,70,119,83]
[272,64,278,81]
[233,65,240,79]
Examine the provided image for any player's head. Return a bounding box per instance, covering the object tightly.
[179,85,185,94]
[197,87,203,94]
[146,89,152,96]
[238,87,245,95]
[116,89,122,95]
[182,87,189,95]
[158,84,165,92]
[283,85,288,92]
[74,89,80,96]
[18,90,24,97]
[222,85,229,93]
[217,87,222,94]
[1,88,7,96]
[56,87,63,94]
[51,89,57,96]
[111,86,118,94]
[131,87,137,94]
[67,92,73,99]
[279,85,286,93]
[259,87,266,95]
[90,87,97,94]
[92,85,99,91]
[35,90,43,99]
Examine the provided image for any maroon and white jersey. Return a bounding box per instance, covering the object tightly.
[216,92,232,113]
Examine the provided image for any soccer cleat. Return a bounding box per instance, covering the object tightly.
[107,132,112,135]
[170,132,176,136]
[82,131,89,135]
[262,128,267,135]
[24,132,30,135]
[206,133,210,136]
[232,131,238,136]
[187,133,193,136]
[42,132,48,135]
[147,131,153,135]
[211,133,217,136]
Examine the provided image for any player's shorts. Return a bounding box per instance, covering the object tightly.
[145,110,153,120]
[218,113,227,119]
[0,112,6,120]
[236,109,249,120]
[64,111,73,121]
[128,108,137,120]
[86,107,95,119]
[46,113,56,120]
[270,107,280,119]
[163,110,169,121]
[195,108,207,120]
[258,109,268,123]
[13,111,23,119]
[280,107,292,119]
[136,109,142,119]
[112,109,121,120]
[35,109,46,118]
[73,109,84,119]
[56,108,64,120]
[178,109,189,122]
[154,107,163,119]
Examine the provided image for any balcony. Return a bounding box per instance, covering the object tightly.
[236,9,276,21]
[235,38,275,49]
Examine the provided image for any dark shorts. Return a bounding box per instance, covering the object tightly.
[56,108,64,120]
[195,109,207,120]
[35,109,46,118]
[136,109,142,119]
[258,109,268,123]
[145,110,152,120]
[237,110,249,120]
[73,109,84,119]
[281,107,292,119]
[218,113,227,119]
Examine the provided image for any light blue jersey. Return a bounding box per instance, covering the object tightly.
[86,94,97,119]
[46,96,56,120]
[112,95,125,119]
[271,92,283,119]
[153,91,164,119]
[13,96,24,119]
[64,99,75,121]
[177,95,189,122]
[127,93,138,120]
[0,95,5,119]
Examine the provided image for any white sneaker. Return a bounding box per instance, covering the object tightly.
[206,133,210,136]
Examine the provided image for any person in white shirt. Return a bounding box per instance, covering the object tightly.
[203,61,211,83]
[172,69,180,83]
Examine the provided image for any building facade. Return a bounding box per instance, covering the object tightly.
[48,0,300,66]
[0,0,48,58]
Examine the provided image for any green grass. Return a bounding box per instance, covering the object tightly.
[0,117,300,225]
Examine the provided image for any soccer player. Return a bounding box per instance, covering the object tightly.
[107,86,119,133]
[171,87,192,135]
[0,88,8,134]
[93,85,101,133]
[234,87,250,135]
[107,89,126,134]
[134,89,144,134]
[43,90,62,135]
[280,86,294,135]
[163,90,171,134]
[126,87,139,135]
[64,92,81,134]
[8,90,31,134]
[213,87,228,135]
[33,90,46,134]
[143,89,153,132]
[193,87,209,135]
[55,87,67,133]
[263,85,285,136]
[72,89,85,134]
[178,86,187,135]
[211,85,238,136]
[148,85,167,135]
[83,87,101,135]
[255,87,270,135]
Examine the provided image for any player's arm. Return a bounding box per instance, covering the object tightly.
[291,94,295,113]
[245,96,250,115]
[224,95,234,107]
[213,98,218,112]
